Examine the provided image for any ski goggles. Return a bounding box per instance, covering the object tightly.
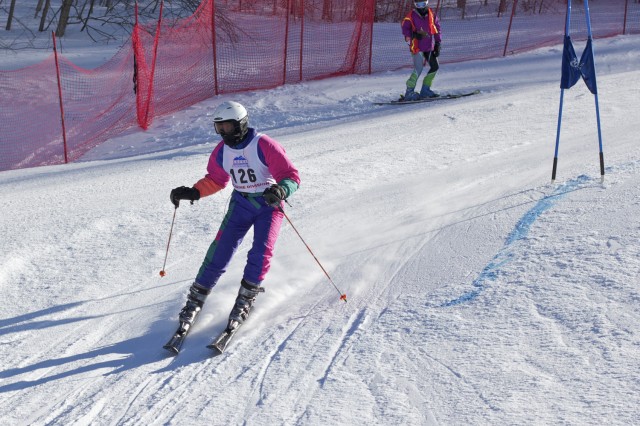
[415,1,429,8]
[214,121,234,134]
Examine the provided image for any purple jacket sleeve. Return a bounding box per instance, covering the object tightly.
[401,17,413,40]
[434,14,442,44]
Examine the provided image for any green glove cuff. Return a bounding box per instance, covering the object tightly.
[277,178,299,199]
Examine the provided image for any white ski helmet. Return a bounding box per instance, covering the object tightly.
[414,0,429,16]
[212,101,249,146]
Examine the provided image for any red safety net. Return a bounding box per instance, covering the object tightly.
[57,48,138,163]
[1,0,638,172]
[133,0,376,130]
[0,44,137,169]
[0,56,65,169]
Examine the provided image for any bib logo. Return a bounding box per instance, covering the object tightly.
[233,156,249,168]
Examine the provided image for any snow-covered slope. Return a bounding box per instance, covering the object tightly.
[1,35,639,425]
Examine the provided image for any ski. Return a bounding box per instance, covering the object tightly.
[163,324,191,355]
[373,90,480,105]
[207,320,242,355]
[163,307,202,355]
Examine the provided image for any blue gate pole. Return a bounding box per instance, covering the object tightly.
[584,0,605,180]
[552,0,572,183]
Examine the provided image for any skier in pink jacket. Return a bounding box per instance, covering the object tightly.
[169,100,300,338]
[401,0,442,100]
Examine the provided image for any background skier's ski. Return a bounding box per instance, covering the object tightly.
[374,90,480,105]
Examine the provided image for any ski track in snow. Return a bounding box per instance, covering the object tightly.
[442,175,594,307]
[443,160,640,310]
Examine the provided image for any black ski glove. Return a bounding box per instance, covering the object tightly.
[262,184,286,207]
[170,186,200,208]
[433,42,441,58]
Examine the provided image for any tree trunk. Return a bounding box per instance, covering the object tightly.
[322,0,332,21]
[6,0,17,30]
[39,0,51,31]
[498,0,508,15]
[81,0,96,31]
[457,0,467,19]
[35,0,45,18]
[56,0,73,37]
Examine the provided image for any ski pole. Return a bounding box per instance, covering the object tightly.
[159,207,177,277]
[279,206,347,303]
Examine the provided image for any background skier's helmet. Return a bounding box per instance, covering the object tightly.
[414,0,429,16]
[212,101,249,147]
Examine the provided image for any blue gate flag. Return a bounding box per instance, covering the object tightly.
[579,38,598,95]
[560,35,598,95]
[561,36,581,89]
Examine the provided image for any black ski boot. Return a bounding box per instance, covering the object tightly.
[179,282,211,330]
[164,282,211,354]
[227,279,265,329]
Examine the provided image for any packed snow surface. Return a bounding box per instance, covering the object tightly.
[1,35,639,425]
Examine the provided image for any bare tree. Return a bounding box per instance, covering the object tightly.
[35,0,45,17]
[458,0,467,19]
[39,0,51,31]
[81,0,97,32]
[322,0,332,21]
[1,0,360,49]
[55,0,73,37]
[6,0,17,30]
[499,0,508,16]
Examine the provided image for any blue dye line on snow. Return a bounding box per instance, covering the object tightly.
[441,175,591,308]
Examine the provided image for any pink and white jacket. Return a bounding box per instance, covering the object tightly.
[194,128,300,199]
